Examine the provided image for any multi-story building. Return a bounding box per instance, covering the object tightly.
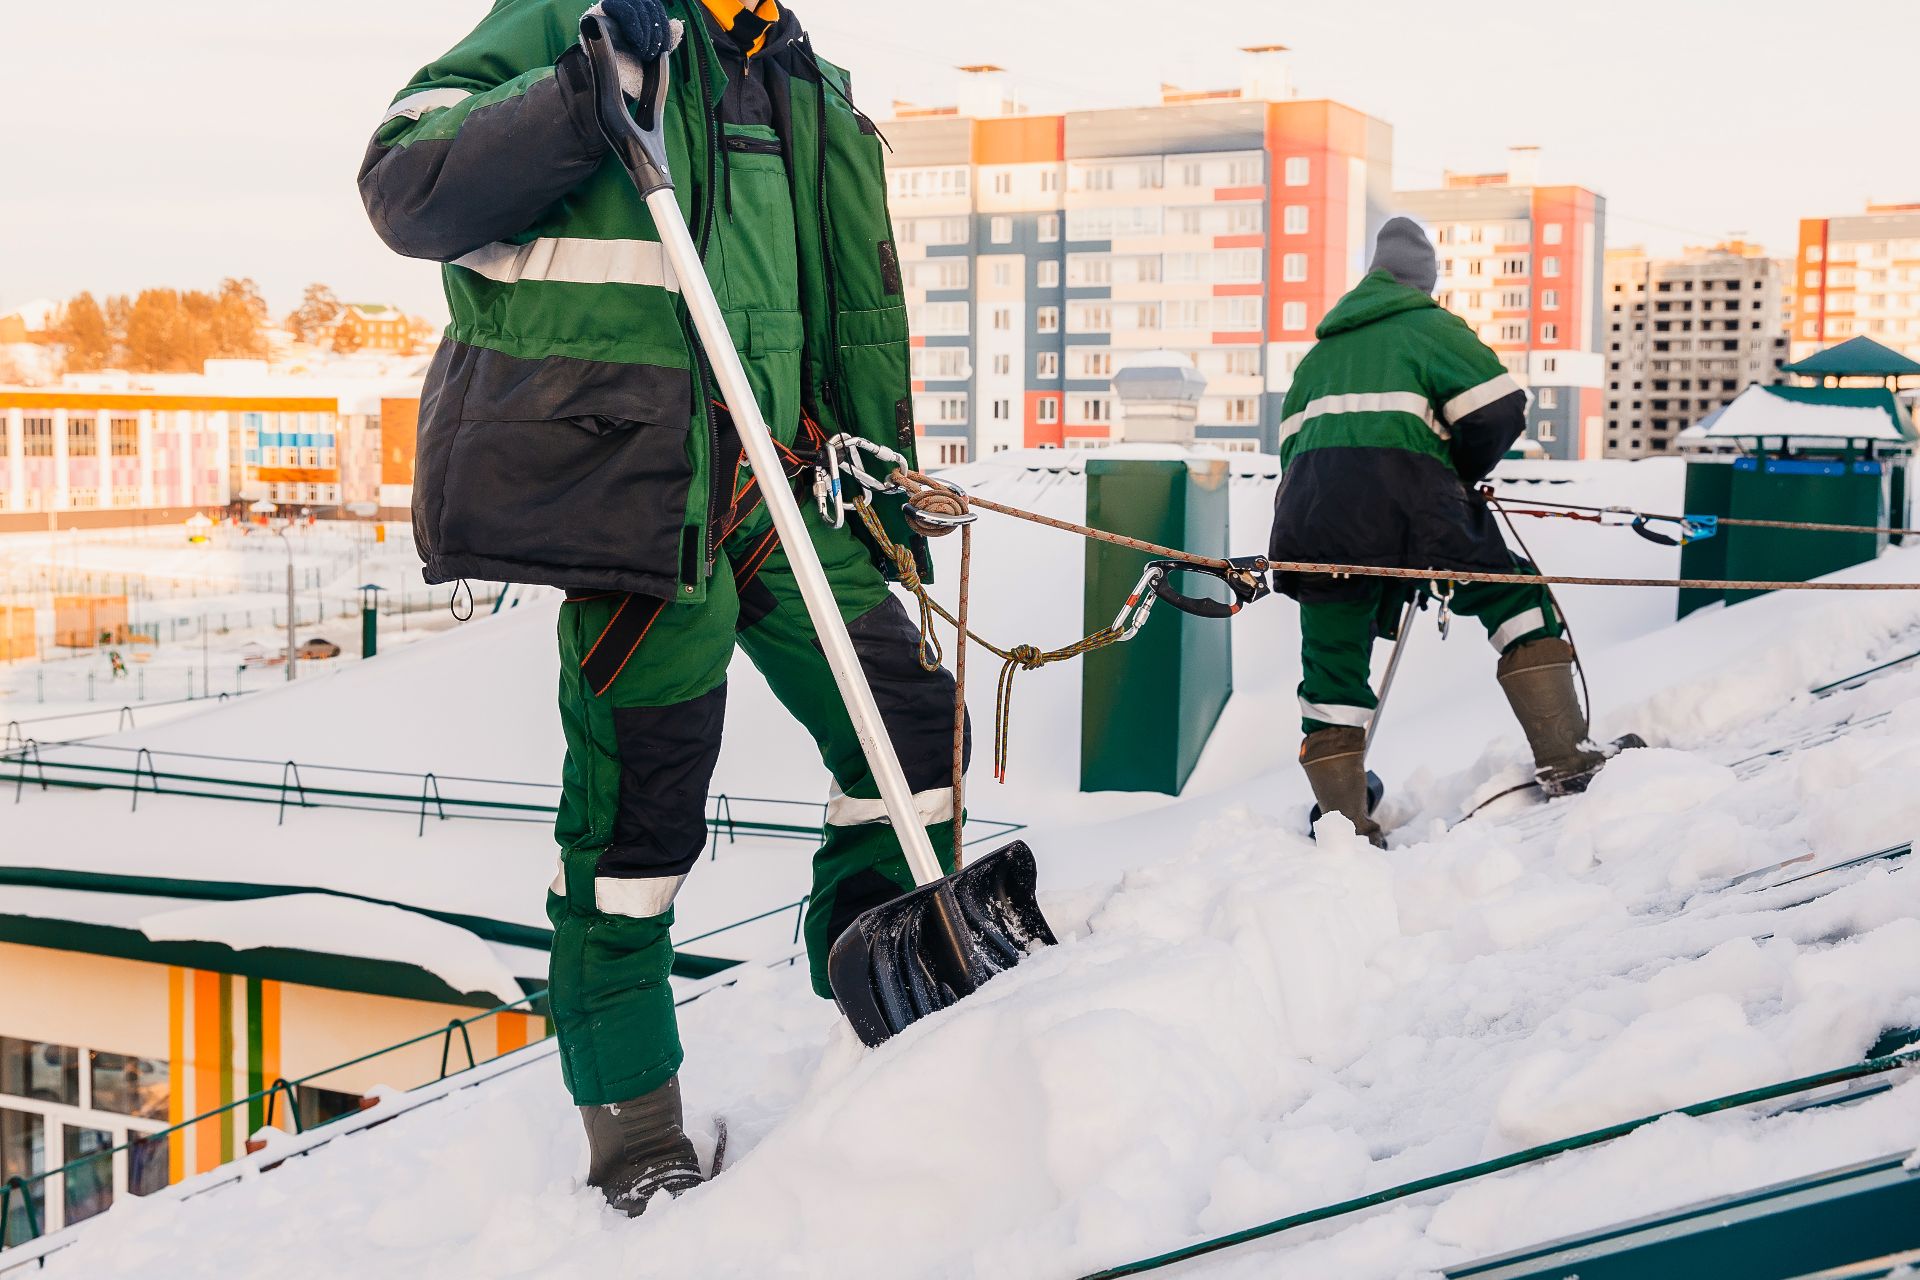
[0,362,422,530]
[331,304,434,356]
[1792,202,1920,366]
[885,49,1393,459]
[1393,149,1607,459]
[1601,242,1789,458]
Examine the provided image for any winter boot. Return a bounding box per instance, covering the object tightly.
[1496,637,1607,797]
[1300,727,1386,848]
[580,1074,704,1216]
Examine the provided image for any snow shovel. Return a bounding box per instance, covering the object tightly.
[580,15,1057,1049]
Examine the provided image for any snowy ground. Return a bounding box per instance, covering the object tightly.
[11,452,1920,1277]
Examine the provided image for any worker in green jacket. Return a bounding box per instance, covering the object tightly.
[359,0,963,1212]
[1269,219,1609,846]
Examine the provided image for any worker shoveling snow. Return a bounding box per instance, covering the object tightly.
[36,548,1920,1279]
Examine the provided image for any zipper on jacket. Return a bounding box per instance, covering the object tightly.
[690,22,726,580]
[809,43,846,429]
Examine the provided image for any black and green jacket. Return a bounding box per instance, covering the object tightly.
[1268,271,1530,602]
[359,0,920,601]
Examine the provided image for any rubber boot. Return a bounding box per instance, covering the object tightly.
[1497,637,1607,797]
[1300,727,1386,848]
[580,1074,704,1216]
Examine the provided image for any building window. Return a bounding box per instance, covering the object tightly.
[936,442,969,465]
[992,399,1010,420]
[1541,322,1559,343]
[1542,256,1561,278]
[2,1037,80,1105]
[89,1053,169,1120]
[1037,397,1059,424]
[1079,398,1111,423]
[990,216,1013,244]
[69,488,98,508]
[1537,387,1558,409]
[991,353,1011,376]
[1040,169,1061,193]
[1036,352,1059,379]
[1282,253,1309,283]
[1036,260,1060,289]
[109,417,138,456]
[992,172,1012,195]
[1281,301,1308,331]
[1543,223,1563,245]
[23,417,53,457]
[1537,421,1557,443]
[1283,205,1309,235]
[1036,306,1060,334]
[1038,214,1059,242]
[1284,156,1310,187]
[991,307,1012,331]
[68,416,98,457]
[1223,397,1259,424]
[1541,289,1559,310]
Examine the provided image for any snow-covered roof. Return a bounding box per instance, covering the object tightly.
[1694,384,1913,442]
[15,464,1920,1274]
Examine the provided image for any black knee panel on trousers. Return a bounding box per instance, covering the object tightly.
[845,597,971,792]
[601,682,728,881]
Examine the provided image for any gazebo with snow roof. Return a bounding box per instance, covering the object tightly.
[1675,376,1916,618]
[1780,335,1920,388]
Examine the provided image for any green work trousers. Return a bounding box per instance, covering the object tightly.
[546,496,964,1106]
[1297,566,1561,734]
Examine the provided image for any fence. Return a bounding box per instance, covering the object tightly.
[2,582,501,670]
[1,740,1027,850]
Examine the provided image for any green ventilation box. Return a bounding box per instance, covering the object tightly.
[1680,457,1898,617]
[1079,456,1233,795]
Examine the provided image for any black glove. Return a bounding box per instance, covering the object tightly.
[600,0,675,60]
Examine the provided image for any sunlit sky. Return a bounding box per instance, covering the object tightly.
[2,0,1915,321]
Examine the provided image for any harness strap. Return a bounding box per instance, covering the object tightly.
[576,591,670,697]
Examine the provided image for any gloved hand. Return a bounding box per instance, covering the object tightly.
[600,0,677,60]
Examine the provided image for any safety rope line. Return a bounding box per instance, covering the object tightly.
[887,468,1920,593]
[1077,1044,1920,1279]
[1492,491,1920,539]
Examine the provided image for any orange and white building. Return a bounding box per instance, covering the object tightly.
[1393,149,1608,459]
[0,362,422,530]
[885,48,1393,458]
[1791,202,1920,367]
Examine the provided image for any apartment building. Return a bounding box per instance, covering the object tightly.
[885,49,1393,459]
[1393,149,1607,459]
[0,363,423,530]
[1602,243,1789,458]
[1792,202,1920,366]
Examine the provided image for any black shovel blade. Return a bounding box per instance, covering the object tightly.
[1308,769,1385,829]
[828,840,1057,1047]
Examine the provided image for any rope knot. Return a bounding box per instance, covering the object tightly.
[905,486,970,538]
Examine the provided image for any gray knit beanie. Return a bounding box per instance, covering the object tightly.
[1370,217,1438,293]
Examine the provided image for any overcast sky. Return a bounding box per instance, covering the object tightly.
[2,0,1914,322]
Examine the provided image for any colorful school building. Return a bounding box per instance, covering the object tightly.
[0,364,421,532]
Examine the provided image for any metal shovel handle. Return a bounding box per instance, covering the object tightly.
[581,22,947,888]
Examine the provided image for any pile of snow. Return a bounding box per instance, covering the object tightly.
[21,452,1920,1277]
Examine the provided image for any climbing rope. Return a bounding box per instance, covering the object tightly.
[884,467,1920,594]
[815,449,1920,786]
[1491,491,1920,540]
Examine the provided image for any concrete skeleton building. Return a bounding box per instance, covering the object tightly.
[1602,243,1790,459]
[1793,203,1920,367]
[1392,148,1607,460]
[884,48,1394,459]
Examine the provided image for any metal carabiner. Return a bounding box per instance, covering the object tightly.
[1431,578,1457,641]
[1110,562,1170,641]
